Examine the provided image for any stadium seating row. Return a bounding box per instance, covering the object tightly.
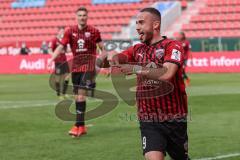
[0,0,157,42]
[0,33,112,42]
[92,0,141,5]
[0,0,188,43]
[182,0,240,38]
[0,25,122,37]
[191,13,240,22]
[0,2,149,16]
[207,0,240,6]
[2,10,138,22]
[45,0,91,6]
[185,30,240,38]
[199,6,240,14]
[182,21,240,30]
[0,18,130,29]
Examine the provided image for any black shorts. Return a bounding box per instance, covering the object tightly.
[140,118,189,160]
[72,71,96,94]
[55,62,70,75]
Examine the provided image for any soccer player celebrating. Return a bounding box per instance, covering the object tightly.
[176,31,191,86]
[48,26,70,99]
[48,7,104,137]
[107,8,189,160]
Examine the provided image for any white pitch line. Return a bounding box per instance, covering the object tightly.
[86,124,94,127]
[0,102,56,109]
[193,153,240,160]
[0,100,56,104]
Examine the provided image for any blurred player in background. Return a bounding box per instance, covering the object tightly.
[103,8,189,160]
[176,31,191,86]
[48,7,105,137]
[41,41,49,54]
[20,42,30,55]
[48,27,70,100]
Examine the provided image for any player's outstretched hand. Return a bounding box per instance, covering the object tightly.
[113,64,134,75]
[107,51,120,66]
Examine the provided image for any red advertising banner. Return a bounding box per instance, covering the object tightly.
[0,52,239,74]
[186,52,240,73]
[0,54,54,74]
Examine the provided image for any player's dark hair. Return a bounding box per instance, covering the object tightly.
[76,7,88,14]
[179,31,186,40]
[140,7,161,22]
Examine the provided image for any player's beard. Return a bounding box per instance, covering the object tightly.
[142,31,154,45]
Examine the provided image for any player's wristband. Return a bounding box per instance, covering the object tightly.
[132,65,143,74]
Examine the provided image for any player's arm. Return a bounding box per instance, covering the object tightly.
[118,42,183,81]
[48,28,70,65]
[95,41,107,67]
[48,45,64,64]
[96,50,125,67]
[116,63,174,81]
[66,44,71,53]
[48,42,54,55]
[137,63,178,81]
[110,45,135,65]
[96,45,134,68]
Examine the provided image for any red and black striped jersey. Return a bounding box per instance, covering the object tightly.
[60,25,102,72]
[49,37,67,63]
[121,38,188,122]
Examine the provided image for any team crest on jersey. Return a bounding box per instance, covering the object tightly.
[85,32,91,38]
[155,48,164,59]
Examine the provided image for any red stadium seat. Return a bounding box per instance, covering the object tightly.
[0,0,163,43]
[183,0,240,38]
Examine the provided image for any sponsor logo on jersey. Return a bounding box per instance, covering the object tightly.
[171,49,181,61]
[76,39,87,52]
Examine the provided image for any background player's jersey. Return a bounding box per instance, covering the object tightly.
[49,37,67,63]
[121,38,187,122]
[60,25,102,72]
[181,40,191,61]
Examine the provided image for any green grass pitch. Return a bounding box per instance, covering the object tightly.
[0,73,239,160]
